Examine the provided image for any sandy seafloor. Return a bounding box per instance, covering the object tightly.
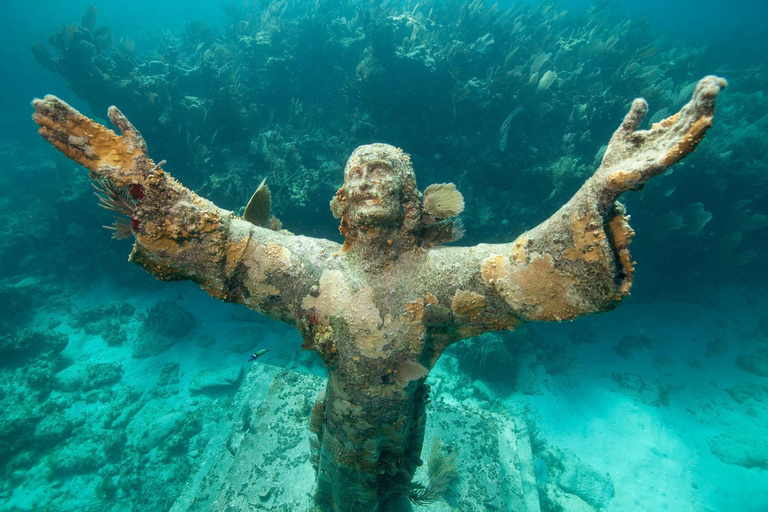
[3,268,767,511]
[517,286,768,512]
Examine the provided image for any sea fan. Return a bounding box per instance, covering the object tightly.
[91,176,136,239]
[422,183,465,221]
[407,437,459,505]
[421,183,465,247]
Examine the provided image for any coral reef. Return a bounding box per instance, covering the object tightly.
[32,71,723,510]
[736,350,768,377]
[0,329,68,367]
[709,431,768,470]
[454,332,517,384]
[133,301,195,358]
[612,333,653,360]
[71,301,135,346]
[0,285,34,336]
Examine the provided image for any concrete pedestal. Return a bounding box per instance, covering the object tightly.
[172,363,540,511]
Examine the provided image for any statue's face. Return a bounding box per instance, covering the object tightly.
[344,151,404,228]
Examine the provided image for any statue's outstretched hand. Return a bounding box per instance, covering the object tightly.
[485,76,727,325]
[594,75,726,204]
[32,95,156,187]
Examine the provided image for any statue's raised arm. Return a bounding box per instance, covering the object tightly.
[32,95,340,327]
[427,75,727,340]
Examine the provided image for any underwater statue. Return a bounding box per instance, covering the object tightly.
[32,75,725,511]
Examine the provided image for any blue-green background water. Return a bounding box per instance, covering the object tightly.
[1,1,767,510]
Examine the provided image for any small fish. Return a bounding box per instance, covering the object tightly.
[248,348,271,362]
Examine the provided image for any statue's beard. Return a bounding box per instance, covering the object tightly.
[351,201,403,229]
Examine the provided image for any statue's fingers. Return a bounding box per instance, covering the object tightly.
[651,76,724,135]
[602,98,649,162]
[32,95,80,138]
[600,98,649,166]
[32,95,149,181]
[32,96,105,169]
[108,106,148,154]
[689,75,727,118]
[657,75,726,167]
[595,75,725,203]
[619,98,648,136]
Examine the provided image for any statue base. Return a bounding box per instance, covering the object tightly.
[171,362,541,511]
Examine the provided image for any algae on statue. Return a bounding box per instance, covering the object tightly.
[32,75,725,511]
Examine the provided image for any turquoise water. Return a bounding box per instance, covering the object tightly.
[1,1,767,511]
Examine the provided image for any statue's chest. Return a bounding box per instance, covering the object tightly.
[299,267,428,360]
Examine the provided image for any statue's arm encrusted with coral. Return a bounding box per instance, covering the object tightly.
[32,95,338,326]
[427,76,726,339]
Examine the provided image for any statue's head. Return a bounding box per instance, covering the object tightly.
[331,144,421,252]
